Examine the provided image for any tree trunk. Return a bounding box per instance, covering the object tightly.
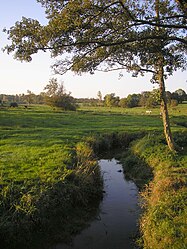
[155,0,175,152]
[157,61,175,151]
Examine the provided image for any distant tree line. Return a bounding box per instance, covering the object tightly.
[0,87,186,109]
[0,91,45,106]
[0,78,77,111]
[102,88,187,108]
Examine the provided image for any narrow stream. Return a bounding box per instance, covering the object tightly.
[53,159,140,249]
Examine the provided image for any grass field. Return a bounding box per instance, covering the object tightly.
[0,104,186,248]
[0,104,186,183]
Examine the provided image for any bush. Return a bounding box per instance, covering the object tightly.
[44,78,77,111]
[45,95,77,111]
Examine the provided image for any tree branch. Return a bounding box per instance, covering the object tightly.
[135,19,187,29]
[98,66,156,74]
[118,0,135,21]
[27,33,186,55]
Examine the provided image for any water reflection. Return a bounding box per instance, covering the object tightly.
[53,159,140,249]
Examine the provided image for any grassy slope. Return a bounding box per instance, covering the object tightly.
[131,136,187,249]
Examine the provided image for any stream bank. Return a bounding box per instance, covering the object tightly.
[52,158,140,249]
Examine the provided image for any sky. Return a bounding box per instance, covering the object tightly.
[1,0,186,98]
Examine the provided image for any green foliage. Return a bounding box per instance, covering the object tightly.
[0,87,185,109]
[119,94,141,108]
[85,132,144,154]
[45,94,77,110]
[0,128,102,247]
[126,93,141,108]
[120,153,153,188]
[44,78,59,96]
[44,78,77,111]
[139,89,161,108]
[103,93,120,107]
[4,1,186,77]
[172,89,187,104]
[119,97,128,108]
[131,135,187,249]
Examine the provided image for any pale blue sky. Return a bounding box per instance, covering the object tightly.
[1,0,186,98]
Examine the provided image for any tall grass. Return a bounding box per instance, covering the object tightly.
[128,135,187,249]
[0,141,102,248]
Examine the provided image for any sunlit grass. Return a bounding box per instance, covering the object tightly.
[0,104,186,184]
[128,136,187,249]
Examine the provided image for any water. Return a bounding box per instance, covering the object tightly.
[53,159,140,249]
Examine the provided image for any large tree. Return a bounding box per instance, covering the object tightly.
[4,0,187,150]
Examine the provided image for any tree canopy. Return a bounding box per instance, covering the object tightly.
[4,0,187,77]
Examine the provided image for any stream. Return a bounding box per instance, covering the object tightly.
[52,158,140,249]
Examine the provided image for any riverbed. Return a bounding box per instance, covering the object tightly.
[52,158,140,249]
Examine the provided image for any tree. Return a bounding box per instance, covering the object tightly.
[44,78,77,110]
[139,92,150,107]
[44,78,59,97]
[2,95,8,105]
[104,93,120,107]
[26,90,36,104]
[4,0,187,150]
[126,93,141,108]
[97,91,103,106]
[139,89,160,108]
[119,98,128,108]
[173,89,187,103]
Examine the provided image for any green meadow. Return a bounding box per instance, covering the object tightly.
[0,106,181,181]
[0,104,186,182]
[0,104,186,248]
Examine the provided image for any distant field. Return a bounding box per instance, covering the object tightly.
[0,104,186,184]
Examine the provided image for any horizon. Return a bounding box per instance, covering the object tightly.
[0,84,186,100]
